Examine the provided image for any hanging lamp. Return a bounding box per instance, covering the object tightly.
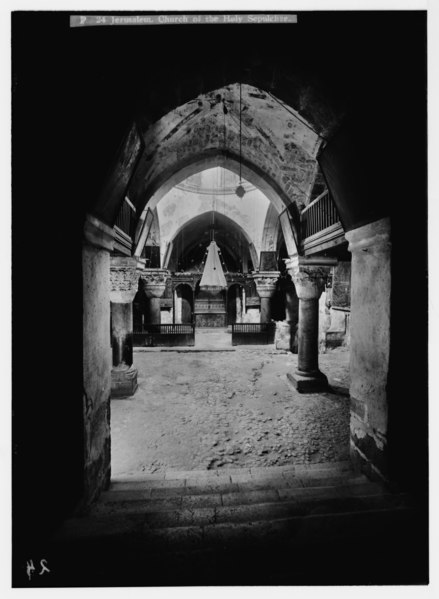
[235,82,246,199]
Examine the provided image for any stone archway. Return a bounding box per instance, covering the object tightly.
[133,153,299,260]
[163,209,259,272]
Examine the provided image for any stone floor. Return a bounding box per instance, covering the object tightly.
[111,345,350,477]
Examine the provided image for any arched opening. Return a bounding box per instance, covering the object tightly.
[133,153,299,260]
[165,210,258,273]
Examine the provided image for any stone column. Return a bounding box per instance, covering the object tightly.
[285,284,299,325]
[285,258,331,392]
[141,269,169,325]
[253,271,280,323]
[345,218,391,480]
[110,257,140,399]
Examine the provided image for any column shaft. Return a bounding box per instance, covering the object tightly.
[285,260,330,393]
[146,297,161,325]
[260,297,271,323]
[111,302,134,368]
[297,298,320,374]
[110,256,140,399]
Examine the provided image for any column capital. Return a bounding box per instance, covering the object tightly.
[140,268,170,299]
[285,258,330,301]
[252,271,280,298]
[345,217,391,254]
[110,256,140,303]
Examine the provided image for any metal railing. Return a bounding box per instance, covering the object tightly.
[231,323,275,334]
[135,324,195,335]
[231,322,276,345]
[115,197,136,238]
[301,189,340,240]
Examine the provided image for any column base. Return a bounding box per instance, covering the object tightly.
[111,365,138,399]
[287,369,328,393]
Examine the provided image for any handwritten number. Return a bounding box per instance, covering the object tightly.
[26,560,35,580]
[39,559,50,575]
[26,558,50,580]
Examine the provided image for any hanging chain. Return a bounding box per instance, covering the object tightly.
[239,81,242,183]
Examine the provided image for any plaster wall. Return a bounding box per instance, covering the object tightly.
[242,308,260,323]
[161,309,173,324]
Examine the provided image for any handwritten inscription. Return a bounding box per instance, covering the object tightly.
[26,559,50,580]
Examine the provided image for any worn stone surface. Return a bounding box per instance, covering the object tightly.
[346,218,391,479]
[83,243,112,504]
[111,348,350,476]
[111,365,138,399]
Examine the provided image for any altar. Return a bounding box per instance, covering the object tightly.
[194,297,227,327]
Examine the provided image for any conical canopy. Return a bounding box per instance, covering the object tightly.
[199,240,227,291]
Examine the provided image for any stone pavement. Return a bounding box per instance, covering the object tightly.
[112,346,350,476]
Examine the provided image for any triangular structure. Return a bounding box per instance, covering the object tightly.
[199,240,227,291]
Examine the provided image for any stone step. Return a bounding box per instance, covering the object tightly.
[53,502,416,555]
[90,489,412,527]
[56,478,406,540]
[101,475,376,505]
[110,460,357,491]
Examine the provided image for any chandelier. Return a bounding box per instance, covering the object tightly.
[199,240,227,292]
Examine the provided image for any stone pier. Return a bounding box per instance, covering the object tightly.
[345,217,391,480]
[83,214,113,502]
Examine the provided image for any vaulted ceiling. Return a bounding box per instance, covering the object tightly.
[128,83,322,221]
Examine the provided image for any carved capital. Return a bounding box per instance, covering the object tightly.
[141,268,170,299]
[253,271,280,299]
[110,257,139,303]
[288,266,330,300]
